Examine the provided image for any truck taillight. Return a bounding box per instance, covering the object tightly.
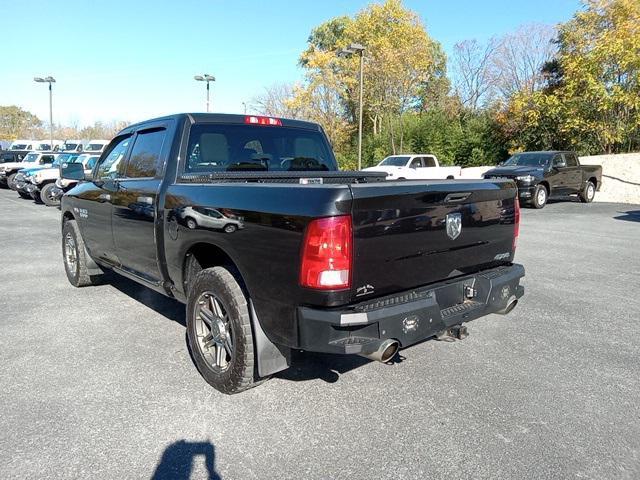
[300,216,352,290]
[513,198,520,252]
[244,115,282,126]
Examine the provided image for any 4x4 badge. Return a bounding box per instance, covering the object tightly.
[446,213,462,240]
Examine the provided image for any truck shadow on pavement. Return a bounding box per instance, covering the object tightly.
[277,350,405,384]
[614,210,640,223]
[105,272,186,327]
[151,440,221,480]
[104,273,406,384]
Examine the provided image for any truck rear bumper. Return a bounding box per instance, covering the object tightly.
[297,264,524,355]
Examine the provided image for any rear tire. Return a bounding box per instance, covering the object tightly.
[41,183,60,207]
[532,184,548,209]
[579,181,596,203]
[186,266,260,394]
[62,219,102,287]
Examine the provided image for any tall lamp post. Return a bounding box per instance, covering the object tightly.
[338,43,365,170]
[34,76,56,150]
[194,74,216,112]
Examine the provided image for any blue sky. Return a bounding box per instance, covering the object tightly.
[0,0,581,127]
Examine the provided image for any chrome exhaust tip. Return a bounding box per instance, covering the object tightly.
[497,296,518,315]
[359,339,400,363]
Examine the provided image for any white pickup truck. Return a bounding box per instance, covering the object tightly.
[363,154,461,180]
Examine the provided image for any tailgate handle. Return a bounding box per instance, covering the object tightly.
[444,192,471,203]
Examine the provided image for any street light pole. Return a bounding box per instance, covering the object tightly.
[194,74,216,112]
[34,76,56,150]
[338,44,366,170]
[357,50,364,171]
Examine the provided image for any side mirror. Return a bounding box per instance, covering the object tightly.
[555,160,566,168]
[60,162,85,180]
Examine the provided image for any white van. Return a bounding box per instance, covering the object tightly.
[83,139,110,154]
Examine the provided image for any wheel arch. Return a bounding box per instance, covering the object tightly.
[181,241,290,377]
[539,181,550,194]
[182,241,249,298]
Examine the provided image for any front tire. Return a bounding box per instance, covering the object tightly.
[62,219,102,287]
[17,191,31,199]
[579,181,596,203]
[223,224,237,234]
[7,173,18,190]
[186,218,197,229]
[186,266,259,394]
[532,184,548,209]
[41,183,60,207]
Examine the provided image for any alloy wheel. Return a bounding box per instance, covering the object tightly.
[194,292,234,371]
[64,232,77,273]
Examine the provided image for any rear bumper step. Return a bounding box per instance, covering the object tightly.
[297,264,524,355]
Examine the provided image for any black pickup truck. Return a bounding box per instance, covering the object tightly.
[59,113,525,394]
[483,151,602,209]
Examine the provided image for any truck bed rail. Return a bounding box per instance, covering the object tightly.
[178,171,388,184]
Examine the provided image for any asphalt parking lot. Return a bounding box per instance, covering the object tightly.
[0,188,639,480]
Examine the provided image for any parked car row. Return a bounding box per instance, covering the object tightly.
[0,148,102,206]
[4,138,110,153]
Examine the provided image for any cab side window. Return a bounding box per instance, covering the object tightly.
[564,153,578,167]
[96,136,132,180]
[552,154,564,167]
[409,157,422,168]
[125,129,166,178]
[41,155,55,165]
[422,156,437,167]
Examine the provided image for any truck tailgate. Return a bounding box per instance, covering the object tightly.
[349,179,518,301]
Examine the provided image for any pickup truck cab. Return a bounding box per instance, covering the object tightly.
[483,151,602,208]
[60,113,524,394]
[0,151,57,189]
[363,154,461,180]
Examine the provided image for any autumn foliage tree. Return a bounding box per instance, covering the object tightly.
[505,0,640,154]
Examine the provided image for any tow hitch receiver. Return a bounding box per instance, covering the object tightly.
[437,324,469,341]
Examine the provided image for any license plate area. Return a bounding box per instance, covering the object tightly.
[434,277,477,310]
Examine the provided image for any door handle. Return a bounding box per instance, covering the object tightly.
[98,193,111,202]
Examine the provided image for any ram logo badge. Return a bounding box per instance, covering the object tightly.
[446,213,462,240]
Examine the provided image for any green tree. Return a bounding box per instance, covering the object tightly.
[0,106,42,140]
